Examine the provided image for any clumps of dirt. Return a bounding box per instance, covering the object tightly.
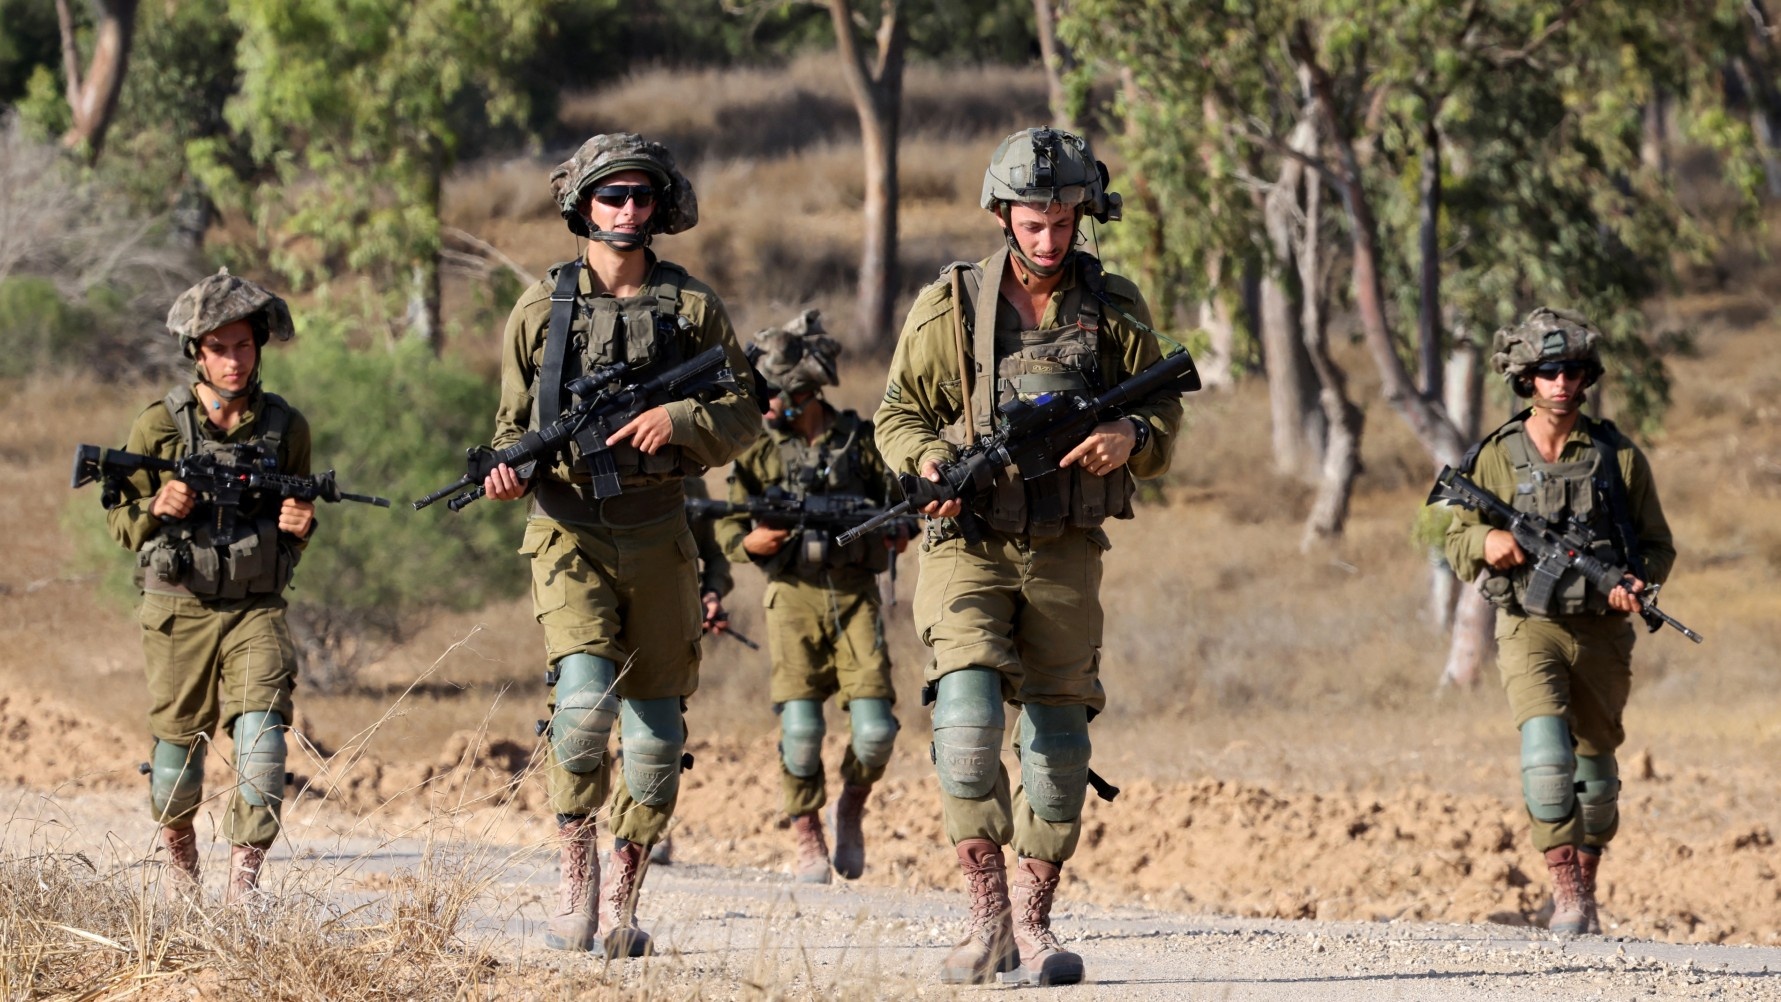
[0,693,137,791]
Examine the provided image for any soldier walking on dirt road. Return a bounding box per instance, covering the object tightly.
[712,312,906,885]
[101,272,316,902]
[874,127,1185,986]
[481,133,759,957]
[1442,308,1677,936]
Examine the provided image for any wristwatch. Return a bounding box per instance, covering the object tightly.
[1126,416,1150,455]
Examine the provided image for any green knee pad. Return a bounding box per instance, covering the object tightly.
[150,739,205,824]
[233,711,287,809]
[931,669,1005,800]
[620,697,685,807]
[778,699,826,778]
[1575,753,1620,838]
[1018,703,1091,823]
[551,654,619,775]
[1520,715,1576,823]
[848,698,898,770]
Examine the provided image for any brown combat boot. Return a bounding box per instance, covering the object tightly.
[600,838,654,958]
[1578,847,1604,935]
[939,838,1017,984]
[225,844,266,903]
[161,825,201,899]
[1008,856,1085,985]
[830,783,869,880]
[791,813,832,884]
[1544,845,1588,936]
[544,816,600,951]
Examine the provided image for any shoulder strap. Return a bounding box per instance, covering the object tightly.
[538,261,583,426]
[649,259,689,317]
[1585,417,1645,577]
[1075,254,1105,340]
[1461,409,1531,474]
[258,393,292,456]
[162,385,202,455]
[971,249,1009,437]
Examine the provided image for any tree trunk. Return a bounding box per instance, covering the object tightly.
[1440,585,1496,688]
[171,181,214,251]
[406,155,443,353]
[829,0,906,353]
[1196,287,1237,390]
[1296,123,1363,549]
[1433,325,1489,666]
[56,0,139,163]
[1639,95,1672,179]
[1261,121,1325,481]
[1416,112,1443,399]
[1032,0,1076,131]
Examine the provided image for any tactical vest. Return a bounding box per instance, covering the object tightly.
[1471,414,1638,617]
[531,259,698,496]
[772,409,891,577]
[946,249,1133,537]
[137,386,296,600]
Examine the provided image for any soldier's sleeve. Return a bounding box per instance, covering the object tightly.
[1442,441,1513,583]
[719,443,767,566]
[281,408,316,553]
[661,284,761,468]
[684,479,734,598]
[1621,443,1675,586]
[873,282,963,476]
[492,284,548,452]
[1104,279,1184,481]
[104,405,177,553]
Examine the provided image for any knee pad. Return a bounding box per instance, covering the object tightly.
[620,697,685,807]
[1574,753,1620,838]
[551,654,619,775]
[149,739,205,823]
[930,669,1005,800]
[848,698,898,770]
[778,700,826,778]
[233,711,287,809]
[1519,716,1576,823]
[1018,703,1092,823]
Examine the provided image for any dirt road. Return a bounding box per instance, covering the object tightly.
[11,791,1780,1000]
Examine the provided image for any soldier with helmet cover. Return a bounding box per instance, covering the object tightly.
[710,310,905,885]
[103,270,316,901]
[874,127,1184,986]
[482,133,759,956]
[1443,306,1676,936]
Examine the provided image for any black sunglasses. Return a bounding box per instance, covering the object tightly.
[1530,360,1589,379]
[589,184,657,208]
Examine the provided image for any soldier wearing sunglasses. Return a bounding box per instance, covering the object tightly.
[482,133,760,957]
[1443,307,1676,938]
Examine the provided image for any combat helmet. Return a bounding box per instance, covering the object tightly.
[750,309,841,397]
[980,127,1121,224]
[166,269,293,359]
[549,133,698,249]
[1490,307,1605,398]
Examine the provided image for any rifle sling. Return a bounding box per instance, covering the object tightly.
[538,261,583,429]
[1586,420,1646,581]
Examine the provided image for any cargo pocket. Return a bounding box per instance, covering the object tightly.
[521,522,571,617]
[138,595,178,633]
[674,529,703,642]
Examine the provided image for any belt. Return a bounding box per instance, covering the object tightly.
[532,477,687,528]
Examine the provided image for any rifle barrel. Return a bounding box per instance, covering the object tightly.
[834,500,916,547]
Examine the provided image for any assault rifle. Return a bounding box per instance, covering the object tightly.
[835,349,1201,547]
[71,444,391,537]
[413,346,741,512]
[1427,465,1703,643]
[685,488,919,539]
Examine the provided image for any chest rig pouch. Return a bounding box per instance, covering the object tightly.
[947,249,1134,537]
[776,412,891,577]
[1478,419,1625,617]
[138,388,296,600]
[533,260,696,489]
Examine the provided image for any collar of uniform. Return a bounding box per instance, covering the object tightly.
[986,251,1082,332]
[194,383,266,441]
[577,249,662,298]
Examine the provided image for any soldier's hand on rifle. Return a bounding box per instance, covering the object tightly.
[918,460,964,518]
[743,526,791,556]
[1059,420,1137,477]
[484,463,527,501]
[701,590,728,634]
[608,405,675,455]
[150,480,196,520]
[279,498,316,538]
[1483,529,1527,570]
[1608,575,1646,614]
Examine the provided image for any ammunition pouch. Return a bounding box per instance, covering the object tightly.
[138,520,294,600]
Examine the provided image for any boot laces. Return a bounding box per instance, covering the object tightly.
[1016,869,1063,949]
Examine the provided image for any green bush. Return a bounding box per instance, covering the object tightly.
[262,314,529,622]
[0,276,99,378]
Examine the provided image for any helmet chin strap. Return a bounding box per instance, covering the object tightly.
[586,227,650,253]
[195,362,257,406]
